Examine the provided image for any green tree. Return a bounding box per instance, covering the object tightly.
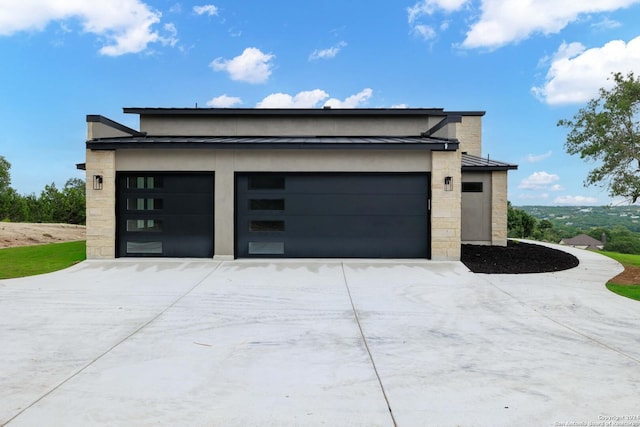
[0,155,10,192]
[507,202,537,238]
[60,178,86,224]
[558,72,640,203]
[38,183,64,223]
[0,188,29,222]
[0,155,85,223]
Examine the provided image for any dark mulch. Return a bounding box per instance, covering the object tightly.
[461,240,579,274]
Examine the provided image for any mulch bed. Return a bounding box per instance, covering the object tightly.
[461,240,579,274]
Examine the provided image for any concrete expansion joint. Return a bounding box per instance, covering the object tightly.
[340,262,398,427]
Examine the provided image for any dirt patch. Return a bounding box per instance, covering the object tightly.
[461,241,580,274]
[608,265,640,285]
[0,223,86,248]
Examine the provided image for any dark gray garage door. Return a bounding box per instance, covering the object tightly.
[236,173,430,258]
[117,173,214,257]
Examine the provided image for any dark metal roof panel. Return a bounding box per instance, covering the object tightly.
[86,135,459,151]
[461,153,518,171]
[123,107,486,117]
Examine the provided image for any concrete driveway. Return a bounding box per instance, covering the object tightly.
[1,244,639,426]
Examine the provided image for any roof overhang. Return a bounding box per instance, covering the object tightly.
[86,135,460,151]
[461,153,518,171]
[86,115,145,137]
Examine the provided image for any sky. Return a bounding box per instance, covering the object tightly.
[1,0,640,206]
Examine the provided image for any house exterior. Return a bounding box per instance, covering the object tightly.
[83,107,517,261]
[560,234,605,250]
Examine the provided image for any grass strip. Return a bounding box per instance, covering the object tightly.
[0,241,86,279]
[599,251,640,268]
[606,283,640,301]
[600,251,640,301]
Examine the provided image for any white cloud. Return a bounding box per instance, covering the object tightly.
[554,195,599,205]
[407,0,467,40]
[256,88,373,109]
[160,23,178,47]
[532,36,640,105]
[193,5,218,16]
[391,104,408,108]
[591,17,622,29]
[526,150,552,163]
[518,193,550,200]
[407,0,468,24]
[211,47,275,84]
[206,94,242,108]
[0,0,168,56]
[257,90,329,108]
[324,88,373,108]
[309,41,347,61]
[518,171,560,190]
[462,0,640,49]
[412,24,437,41]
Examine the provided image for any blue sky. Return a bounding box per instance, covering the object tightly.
[1,0,640,205]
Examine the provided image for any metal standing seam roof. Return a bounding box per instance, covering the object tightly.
[85,135,460,150]
[122,107,487,117]
[461,153,518,171]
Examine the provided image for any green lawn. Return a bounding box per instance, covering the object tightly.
[599,251,640,268]
[0,241,86,279]
[600,251,640,301]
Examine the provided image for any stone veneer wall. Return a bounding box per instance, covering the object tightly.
[430,150,462,260]
[491,171,508,246]
[455,116,482,157]
[85,149,116,258]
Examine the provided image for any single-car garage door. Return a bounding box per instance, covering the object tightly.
[117,172,214,257]
[236,173,430,258]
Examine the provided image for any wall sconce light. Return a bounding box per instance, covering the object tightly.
[444,176,453,191]
[93,175,103,190]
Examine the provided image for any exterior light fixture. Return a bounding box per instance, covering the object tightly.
[444,176,453,191]
[93,175,103,190]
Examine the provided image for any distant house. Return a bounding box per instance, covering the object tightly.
[82,107,517,260]
[560,234,604,250]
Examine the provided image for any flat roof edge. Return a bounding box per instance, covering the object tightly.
[123,108,485,117]
[462,165,518,171]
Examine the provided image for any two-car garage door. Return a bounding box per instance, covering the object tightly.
[117,172,430,258]
[235,173,430,258]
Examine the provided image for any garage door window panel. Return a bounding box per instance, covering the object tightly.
[249,176,285,190]
[126,241,163,254]
[127,176,163,190]
[126,219,163,232]
[249,199,285,210]
[250,220,285,232]
[127,198,164,211]
[248,241,285,255]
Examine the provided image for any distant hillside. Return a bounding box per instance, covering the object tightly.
[516,205,640,233]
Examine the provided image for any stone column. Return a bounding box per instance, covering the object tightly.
[85,149,116,258]
[431,150,461,260]
[491,171,508,246]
